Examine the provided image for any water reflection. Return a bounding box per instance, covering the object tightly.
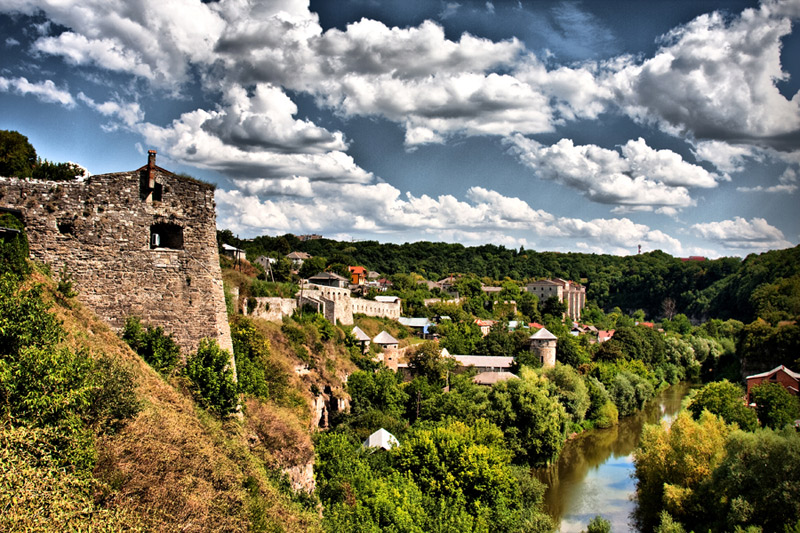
[534,382,692,532]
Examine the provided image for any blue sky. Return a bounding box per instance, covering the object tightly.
[1,0,799,258]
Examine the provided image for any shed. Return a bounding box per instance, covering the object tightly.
[363,428,400,451]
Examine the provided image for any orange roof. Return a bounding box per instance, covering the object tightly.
[349,266,367,274]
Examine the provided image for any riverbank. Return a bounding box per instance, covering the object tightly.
[535,382,693,532]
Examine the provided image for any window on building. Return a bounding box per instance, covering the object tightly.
[57,220,74,235]
[150,222,183,250]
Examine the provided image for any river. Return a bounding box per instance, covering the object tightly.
[534,382,693,532]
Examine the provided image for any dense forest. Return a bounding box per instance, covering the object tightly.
[219,230,799,323]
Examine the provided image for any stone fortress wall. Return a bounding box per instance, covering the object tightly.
[0,151,233,354]
[247,285,402,325]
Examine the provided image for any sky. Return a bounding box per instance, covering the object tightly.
[1,0,799,258]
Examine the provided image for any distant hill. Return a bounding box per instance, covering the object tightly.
[220,231,800,322]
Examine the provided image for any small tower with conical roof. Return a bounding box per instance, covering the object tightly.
[529,327,558,368]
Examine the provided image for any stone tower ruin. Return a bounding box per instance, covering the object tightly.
[529,327,558,368]
[0,150,233,355]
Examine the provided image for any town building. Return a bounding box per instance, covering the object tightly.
[529,327,558,368]
[745,365,800,404]
[349,265,367,285]
[525,278,586,320]
[286,251,311,267]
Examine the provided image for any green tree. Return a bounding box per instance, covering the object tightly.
[542,296,567,319]
[347,368,408,418]
[31,158,85,181]
[393,419,514,507]
[0,129,36,178]
[708,427,800,532]
[0,213,30,279]
[541,364,590,424]
[609,371,654,417]
[687,380,758,431]
[298,256,327,279]
[407,341,456,385]
[437,320,483,355]
[585,515,611,533]
[556,333,590,367]
[486,367,568,465]
[750,382,800,429]
[185,339,238,416]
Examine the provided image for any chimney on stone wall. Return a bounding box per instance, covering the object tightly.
[148,150,156,189]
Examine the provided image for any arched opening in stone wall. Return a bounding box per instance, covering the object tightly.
[150,222,184,249]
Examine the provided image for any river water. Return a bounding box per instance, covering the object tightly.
[534,382,692,532]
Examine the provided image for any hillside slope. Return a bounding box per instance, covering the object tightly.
[2,263,323,532]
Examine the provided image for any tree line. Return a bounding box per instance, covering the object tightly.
[218,230,799,324]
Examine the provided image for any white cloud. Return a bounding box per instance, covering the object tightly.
[78,93,143,127]
[215,180,684,255]
[692,217,793,250]
[5,37,20,46]
[15,0,226,87]
[203,84,348,154]
[557,216,684,254]
[610,4,800,144]
[137,108,372,183]
[692,140,760,173]
[507,135,720,209]
[0,76,75,107]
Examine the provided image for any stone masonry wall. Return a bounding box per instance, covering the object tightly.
[247,289,402,325]
[246,297,297,322]
[351,297,401,320]
[0,161,233,355]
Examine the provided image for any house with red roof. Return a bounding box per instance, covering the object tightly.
[349,265,367,285]
[746,365,800,404]
[598,330,615,343]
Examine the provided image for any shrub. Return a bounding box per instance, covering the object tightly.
[586,515,611,533]
[185,339,239,416]
[121,316,181,376]
[750,382,800,429]
[0,213,29,278]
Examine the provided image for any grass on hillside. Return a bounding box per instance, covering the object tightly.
[7,265,323,533]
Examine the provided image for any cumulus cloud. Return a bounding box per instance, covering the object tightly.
[0,76,75,107]
[12,0,226,86]
[610,3,800,146]
[692,140,761,173]
[507,135,721,209]
[692,217,793,250]
[202,84,348,154]
[215,181,684,255]
[137,107,372,183]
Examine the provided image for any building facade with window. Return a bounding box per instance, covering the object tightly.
[0,151,232,354]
